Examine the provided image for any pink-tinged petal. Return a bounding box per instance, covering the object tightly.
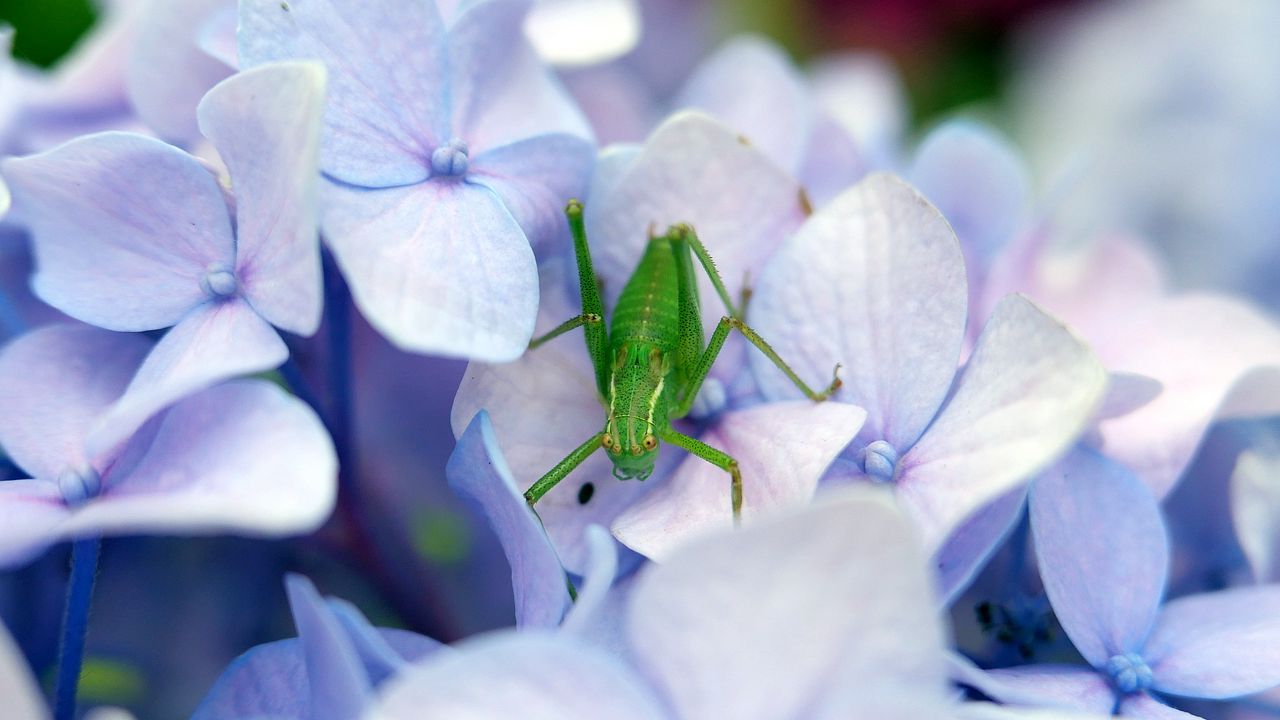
[369,632,666,720]
[238,0,445,187]
[1030,447,1167,667]
[323,180,537,361]
[450,261,637,572]
[560,525,618,637]
[197,5,238,68]
[524,0,640,66]
[1094,295,1280,498]
[1145,586,1280,699]
[585,111,806,333]
[611,401,867,561]
[934,487,1027,606]
[1232,450,1280,582]
[958,703,1115,720]
[0,481,67,568]
[198,61,326,335]
[797,110,865,208]
[627,487,948,720]
[810,52,907,171]
[897,295,1107,552]
[750,172,968,451]
[470,133,595,249]
[448,0,592,156]
[2,132,234,330]
[63,379,336,536]
[0,618,48,720]
[127,0,235,141]
[675,35,811,175]
[85,299,288,459]
[1118,695,1201,718]
[958,664,1115,715]
[560,65,657,145]
[0,324,149,479]
[446,411,570,629]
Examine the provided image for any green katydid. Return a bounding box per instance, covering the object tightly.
[522,199,842,522]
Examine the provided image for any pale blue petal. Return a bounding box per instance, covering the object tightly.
[1030,447,1167,667]
[959,664,1115,715]
[934,487,1027,606]
[191,639,307,720]
[560,525,619,636]
[897,295,1107,553]
[1146,586,1280,699]
[1118,695,1202,718]
[2,132,234,330]
[128,0,235,141]
[0,481,68,568]
[0,323,148,479]
[447,411,570,628]
[286,574,371,720]
[85,299,288,460]
[322,180,537,361]
[470,133,594,249]
[238,0,445,187]
[749,173,967,453]
[198,61,326,335]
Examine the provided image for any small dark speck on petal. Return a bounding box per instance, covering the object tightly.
[577,482,595,505]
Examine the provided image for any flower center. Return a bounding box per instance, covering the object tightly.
[860,440,899,482]
[58,466,102,506]
[430,138,470,177]
[202,266,239,298]
[1105,652,1154,694]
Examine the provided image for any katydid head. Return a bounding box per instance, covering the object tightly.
[602,343,669,481]
[602,424,659,480]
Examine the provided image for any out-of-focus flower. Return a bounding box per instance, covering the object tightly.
[1,616,47,720]
[0,323,336,567]
[3,61,326,457]
[193,574,439,720]
[239,0,594,361]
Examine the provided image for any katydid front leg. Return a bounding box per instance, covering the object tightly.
[659,424,744,524]
[524,432,606,513]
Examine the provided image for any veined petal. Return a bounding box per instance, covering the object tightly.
[0,618,48,720]
[63,379,336,537]
[470,133,595,249]
[1030,448,1167,667]
[85,299,288,460]
[128,0,235,141]
[611,401,867,561]
[238,0,445,187]
[367,632,666,720]
[446,411,570,628]
[1145,586,1280,699]
[3,132,234,330]
[585,111,806,334]
[198,61,326,335]
[750,172,968,451]
[323,180,537,361]
[674,35,812,176]
[896,295,1106,552]
[0,324,149,479]
[626,487,948,720]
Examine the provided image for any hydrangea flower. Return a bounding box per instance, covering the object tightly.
[3,61,326,458]
[0,323,336,566]
[239,0,595,360]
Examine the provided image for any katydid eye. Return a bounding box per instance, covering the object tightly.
[642,434,657,450]
[602,434,614,448]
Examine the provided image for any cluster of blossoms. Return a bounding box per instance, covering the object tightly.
[1,0,1279,718]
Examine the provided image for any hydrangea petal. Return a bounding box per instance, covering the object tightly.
[2,132,234,330]
[1030,447,1167,667]
[369,632,666,720]
[85,299,288,459]
[446,411,570,628]
[448,0,592,156]
[469,132,595,249]
[627,487,947,720]
[674,35,810,175]
[197,61,326,335]
[191,639,307,720]
[585,111,806,334]
[128,0,235,141]
[62,380,336,537]
[238,0,445,187]
[524,0,640,66]
[750,172,968,451]
[0,481,68,568]
[323,180,537,361]
[934,487,1027,606]
[810,52,907,171]
[1145,586,1280,699]
[0,618,48,720]
[1231,449,1280,582]
[611,400,867,561]
[560,525,618,637]
[286,574,371,719]
[1096,373,1163,421]
[1118,695,1201,719]
[0,324,149,479]
[897,295,1106,552]
[960,665,1115,715]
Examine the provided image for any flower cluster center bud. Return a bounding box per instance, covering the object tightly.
[202,266,239,298]
[58,465,102,506]
[1105,652,1154,694]
[860,440,899,482]
[430,138,470,177]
